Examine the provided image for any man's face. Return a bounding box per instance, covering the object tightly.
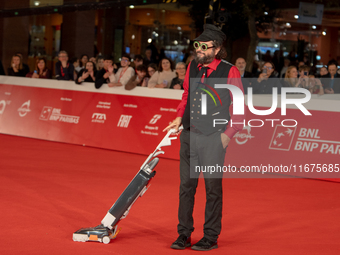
[145,50,152,58]
[235,58,246,72]
[121,57,130,67]
[104,60,113,69]
[59,53,68,62]
[97,59,104,68]
[299,70,309,78]
[134,59,143,68]
[194,41,216,65]
[136,70,146,78]
[328,64,337,76]
[262,62,274,76]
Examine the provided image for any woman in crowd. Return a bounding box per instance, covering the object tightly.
[7,54,26,77]
[75,54,89,73]
[170,62,186,90]
[75,61,97,84]
[319,66,328,77]
[147,63,157,77]
[282,66,298,87]
[148,57,176,88]
[307,74,324,95]
[26,57,51,79]
[253,61,281,94]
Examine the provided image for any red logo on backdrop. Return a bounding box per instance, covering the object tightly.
[269,125,296,151]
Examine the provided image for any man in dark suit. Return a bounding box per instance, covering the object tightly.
[235,57,252,94]
[321,63,340,94]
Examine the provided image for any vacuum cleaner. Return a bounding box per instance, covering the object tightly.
[73,127,181,244]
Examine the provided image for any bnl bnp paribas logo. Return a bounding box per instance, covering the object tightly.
[198,83,312,128]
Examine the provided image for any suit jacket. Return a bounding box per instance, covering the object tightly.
[321,73,340,93]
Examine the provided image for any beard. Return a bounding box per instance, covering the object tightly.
[195,49,215,65]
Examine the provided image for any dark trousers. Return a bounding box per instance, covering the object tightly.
[177,129,226,242]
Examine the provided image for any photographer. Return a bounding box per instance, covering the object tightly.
[253,61,281,94]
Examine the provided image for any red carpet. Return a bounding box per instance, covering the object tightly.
[0,134,339,254]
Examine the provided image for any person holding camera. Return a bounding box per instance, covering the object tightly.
[147,57,176,88]
[253,61,281,94]
[75,61,97,84]
[295,65,310,88]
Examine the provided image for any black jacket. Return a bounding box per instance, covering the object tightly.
[55,61,74,81]
[321,73,340,93]
[75,69,97,84]
[253,74,281,94]
[7,67,26,77]
[95,68,111,89]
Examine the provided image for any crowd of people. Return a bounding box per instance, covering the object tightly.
[1,48,339,94]
[235,55,340,94]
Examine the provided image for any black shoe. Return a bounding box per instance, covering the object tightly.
[170,234,191,250]
[191,237,218,251]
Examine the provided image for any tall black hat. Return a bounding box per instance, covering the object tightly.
[194,24,226,43]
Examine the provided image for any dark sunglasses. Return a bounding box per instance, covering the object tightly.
[193,41,215,51]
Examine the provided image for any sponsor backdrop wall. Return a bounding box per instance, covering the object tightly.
[0,77,339,181]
